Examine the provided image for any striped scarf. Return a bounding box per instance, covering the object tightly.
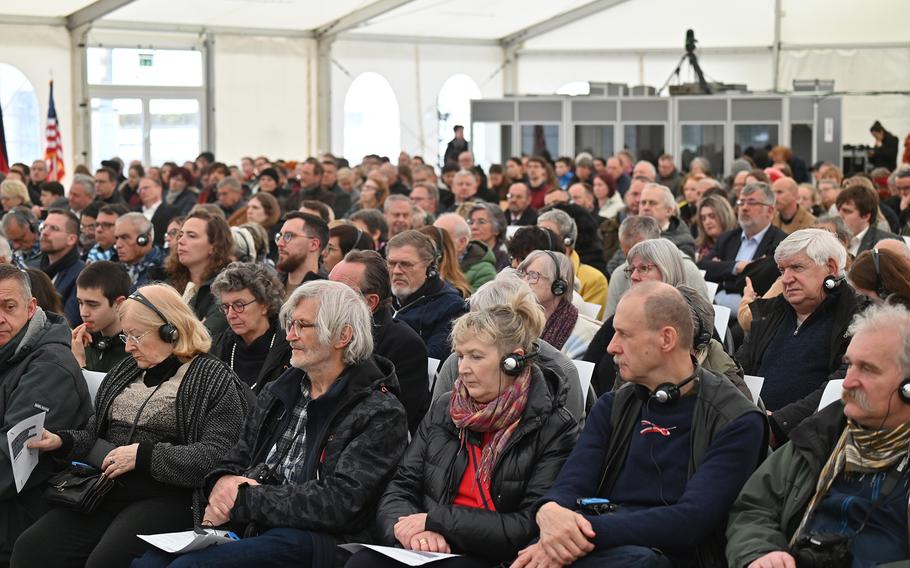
[791,419,910,546]
[449,365,531,489]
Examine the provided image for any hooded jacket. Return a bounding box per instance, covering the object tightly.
[0,310,92,554]
[377,364,578,563]
[393,277,468,360]
[203,356,408,564]
[460,240,496,293]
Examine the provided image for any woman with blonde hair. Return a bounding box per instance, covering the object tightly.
[418,225,472,299]
[347,296,577,568]
[347,172,389,215]
[694,193,736,261]
[16,284,249,567]
[0,179,31,212]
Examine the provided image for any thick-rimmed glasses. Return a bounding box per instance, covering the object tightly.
[736,199,772,208]
[219,299,257,314]
[275,232,314,245]
[119,329,153,345]
[624,263,659,278]
[516,268,546,285]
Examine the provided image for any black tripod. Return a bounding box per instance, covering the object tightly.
[658,29,711,95]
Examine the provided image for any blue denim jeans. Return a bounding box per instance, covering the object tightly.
[132,527,320,568]
[569,545,674,567]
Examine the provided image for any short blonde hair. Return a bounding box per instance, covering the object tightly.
[118,283,211,361]
[451,293,545,356]
[0,179,30,206]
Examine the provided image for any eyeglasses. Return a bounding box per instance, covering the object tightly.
[736,199,772,208]
[387,259,423,271]
[286,319,318,336]
[80,223,96,233]
[166,228,180,238]
[466,218,489,226]
[219,298,257,314]
[623,263,659,278]
[119,329,153,345]
[275,232,314,245]
[516,268,547,285]
[96,222,116,230]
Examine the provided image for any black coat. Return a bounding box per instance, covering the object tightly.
[508,207,538,226]
[393,277,468,360]
[373,306,430,434]
[376,365,578,563]
[140,202,180,248]
[857,225,900,255]
[697,224,787,296]
[210,318,292,394]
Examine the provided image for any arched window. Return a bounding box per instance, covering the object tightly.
[437,74,482,168]
[343,72,400,162]
[0,64,40,165]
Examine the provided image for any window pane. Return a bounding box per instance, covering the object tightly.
[575,125,614,159]
[734,124,779,159]
[90,98,143,169]
[791,124,813,165]
[437,74,481,168]
[0,63,40,165]
[149,99,200,166]
[623,125,664,165]
[87,47,203,86]
[681,124,724,174]
[521,125,558,162]
[344,72,400,163]
[472,123,512,171]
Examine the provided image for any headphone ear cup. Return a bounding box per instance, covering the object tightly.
[899,379,910,405]
[426,263,438,280]
[551,278,568,297]
[651,382,679,404]
[137,233,149,247]
[564,236,574,247]
[159,323,179,344]
[500,353,524,376]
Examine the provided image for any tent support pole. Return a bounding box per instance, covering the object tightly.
[772,0,782,90]
[316,37,333,154]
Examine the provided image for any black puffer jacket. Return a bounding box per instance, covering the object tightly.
[204,356,408,562]
[376,364,578,563]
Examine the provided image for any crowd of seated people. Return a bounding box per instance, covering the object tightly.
[1,135,910,567]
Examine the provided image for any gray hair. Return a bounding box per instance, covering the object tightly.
[453,169,477,183]
[741,181,775,207]
[519,250,575,304]
[888,164,910,188]
[72,174,95,198]
[279,280,374,366]
[0,236,11,262]
[436,213,470,241]
[217,177,242,193]
[383,193,412,212]
[0,263,31,301]
[412,182,439,202]
[635,160,657,179]
[644,183,676,211]
[538,209,578,244]
[813,214,853,248]
[470,269,535,311]
[470,201,506,242]
[848,303,910,378]
[212,261,285,318]
[774,228,847,277]
[677,284,714,352]
[619,215,661,244]
[118,212,154,242]
[689,157,712,176]
[627,238,687,286]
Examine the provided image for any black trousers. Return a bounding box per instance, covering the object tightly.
[10,496,191,568]
[345,548,494,568]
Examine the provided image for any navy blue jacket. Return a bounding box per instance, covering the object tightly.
[392,276,467,360]
[29,247,84,326]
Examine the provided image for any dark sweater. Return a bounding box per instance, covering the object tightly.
[541,390,764,559]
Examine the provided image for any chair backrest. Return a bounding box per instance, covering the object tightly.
[571,360,596,405]
[578,301,601,320]
[427,357,441,393]
[712,304,731,343]
[743,375,764,405]
[705,281,719,301]
[818,379,845,411]
[82,369,105,407]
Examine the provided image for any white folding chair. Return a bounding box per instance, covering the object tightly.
[426,357,441,393]
[578,302,601,320]
[817,379,845,411]
[571,360,596,406]
[743,375,764,405]
[712,305,731,343]
[82,369,106,407]
[705,281,719,301]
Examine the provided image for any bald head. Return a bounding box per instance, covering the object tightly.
[875,238,910,260]
[434,213,470,255]
[623,281,694,351]
[773,177,799,216]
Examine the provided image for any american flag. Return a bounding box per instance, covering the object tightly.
[44,80,65,181]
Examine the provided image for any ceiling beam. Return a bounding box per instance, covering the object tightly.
[93,18,315,38]
[335,32,498,46]
[518,45,771,57]
[314,0,418,39]
[66,0,137,30]
[500,0,631,47]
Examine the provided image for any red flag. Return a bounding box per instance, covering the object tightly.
[0,97,9,174]
[44,80,65,181]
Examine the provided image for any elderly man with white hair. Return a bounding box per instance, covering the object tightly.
[736,228,869,412]
[638,182,696,258]
[727,303,910,568]
[136,280,409,568]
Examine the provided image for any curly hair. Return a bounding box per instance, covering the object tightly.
[165,208,233,293]
[211,261,285,318]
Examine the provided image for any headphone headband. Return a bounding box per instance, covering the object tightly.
[543,250,569,297]
[872,248,891,299]
[128,290,179,343]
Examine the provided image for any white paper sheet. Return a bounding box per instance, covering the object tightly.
[817,379,845,411]
[7,411,45,493]
[138,530,235,554]
[340,544,460,566]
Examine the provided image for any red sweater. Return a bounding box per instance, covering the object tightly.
[453,432,497,511]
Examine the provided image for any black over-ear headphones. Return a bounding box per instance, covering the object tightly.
[822,275,844,290]
[543,250,569,296]
[563,234,574,247]
[136,229,152,247]
[128,290,179,343]
[8,208,39,235]
[649,372,699,404]
[500,346,540,376]
[871,248,891,299]
[425,229,442,280]
[93,332,111,352]
[683,296,711,351]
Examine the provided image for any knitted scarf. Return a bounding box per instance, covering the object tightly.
[449,365,531,488]
[790,419,910,547]
[541,301,579,350]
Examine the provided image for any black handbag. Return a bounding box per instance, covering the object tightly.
[44,381,164,514]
